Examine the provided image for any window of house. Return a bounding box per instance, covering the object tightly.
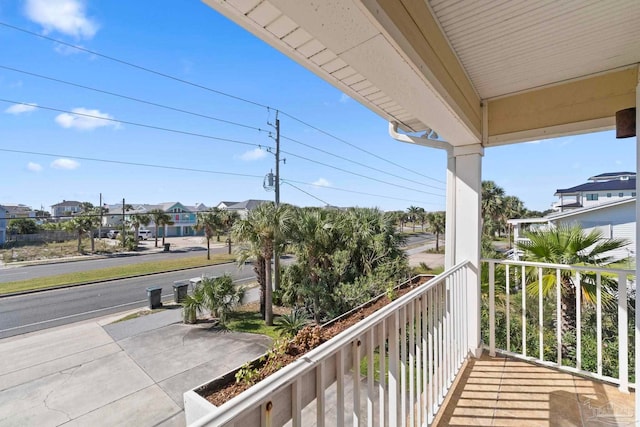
[633,192,636,197]
[607,193,612,197]
[619,192,624,197]
[586,194,598,201]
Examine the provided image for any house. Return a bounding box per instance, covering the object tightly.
[510,197,636,263]
[554,172,636,212]
[0,205,7,245]
[2,204,36,219]
[217,199,270,219]
[190,1,640,425]
[50,200,83,219]
[103,202,209,237]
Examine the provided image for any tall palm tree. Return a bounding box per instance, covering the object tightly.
[406,206,422,232]
[482,180,505,237]
[195,211,222,260]
[501,195,525,248]
[64,212,98,253]
[516,224,629,353]
[129,213,151,250]
[427,211,446,251]
[232,202,293,325]
[149,209,173,247]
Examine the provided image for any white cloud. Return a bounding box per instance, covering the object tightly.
[312,178,331,187]
[239,148,267,161]
[339,93,351,104]
[27,162,43,172]
[25,0,98,39]
[51,158,79,170]
[5,103,37,115]
[55,107,119,131]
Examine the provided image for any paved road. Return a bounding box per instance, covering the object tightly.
[0,245,229,283]
[0,263,256,339]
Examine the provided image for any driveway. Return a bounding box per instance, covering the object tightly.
[0,308,271,426]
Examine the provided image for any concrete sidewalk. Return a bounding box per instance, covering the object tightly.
[0,307,271,427]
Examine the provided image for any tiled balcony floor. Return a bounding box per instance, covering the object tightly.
[435,353,635,426]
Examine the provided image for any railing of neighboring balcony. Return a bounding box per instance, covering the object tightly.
[192,261,472,427]
[483,259,636,392]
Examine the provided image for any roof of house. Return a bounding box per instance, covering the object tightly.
[546,197,636,221]
[588,172,636,180]
[51,200,82,207]
[225,199,271,210]
[555,178,636,195]
[218,201,239,207]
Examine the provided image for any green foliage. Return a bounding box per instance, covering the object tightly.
[274,309,309,337]
[7,218,39,235]
[181,275,243,326]
[235,361,260,385]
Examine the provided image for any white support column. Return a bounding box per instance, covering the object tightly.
[444,154,456,269]
[634,73,639,426]
[452,144,484,358]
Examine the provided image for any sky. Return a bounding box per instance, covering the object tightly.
[0,0,636,214]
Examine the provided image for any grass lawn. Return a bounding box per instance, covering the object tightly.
[0,253,235,295]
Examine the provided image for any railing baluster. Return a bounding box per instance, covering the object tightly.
[292,378,302,427]
[409,301,415,427]
[337,349,345,427]
[556,268,562,366]
[367,328,374,427]
[389,311,399,427]
[437,282,443,405]
[415,298,422,427]
[378,319,386,427]
[618,272,628,393]
[489,261,495,356]
[576,271,581,370]
[400,306,407,427]
[506,265,510,352]
[317,361,326,427]
[538,266,543,361]
[596,272,602,377]
[428,286,434,421]
[353,339,360,427]
[521,265,526,357]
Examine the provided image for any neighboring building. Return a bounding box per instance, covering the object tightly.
[3,204,36,219]
[0,205,7,244]
[51,200,83,218]
[217,199,270,219]
[554,172,636,212]
[103,202,209,237]
[510,197,635,263]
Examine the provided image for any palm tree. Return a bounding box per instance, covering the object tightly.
[482,180,505,237]
[129,213,151,250]
[232,202,293,325]
[195,211,222,260]
[516,224,629,354]
[407,206,422,232]
[149,209,174,247]
[427,211,446,251]
[501,196,525,248]
[64,213,98,253]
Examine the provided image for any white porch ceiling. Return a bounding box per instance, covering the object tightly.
[430,0,640,99]
[203,0,640,146]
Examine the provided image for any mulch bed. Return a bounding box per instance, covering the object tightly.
[204,276,431,406]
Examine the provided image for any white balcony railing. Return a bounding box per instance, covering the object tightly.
[483,259,636,392]
[192,261,472,427]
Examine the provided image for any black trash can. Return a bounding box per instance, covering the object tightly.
[146,286,163,309]
[163,243,171,252]
[173,281,188,303]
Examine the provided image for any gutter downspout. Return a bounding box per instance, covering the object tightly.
[388,121,456,268]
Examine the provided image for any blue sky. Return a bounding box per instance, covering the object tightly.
[0,0,635,213]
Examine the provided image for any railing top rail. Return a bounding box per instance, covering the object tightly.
[192,260,472,426]
[481,258,634,275]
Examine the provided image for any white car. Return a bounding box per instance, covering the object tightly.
[138,230,153,240]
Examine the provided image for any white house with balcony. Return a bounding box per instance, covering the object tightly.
[105,202,210,237]
[50,200,83,219]
[554,172,636,212]
[183,1,640,425]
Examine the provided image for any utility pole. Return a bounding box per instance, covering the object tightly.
[273,115,281,293]
[98,193,102,240]
[122,198,126,248]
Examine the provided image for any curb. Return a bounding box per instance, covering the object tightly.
[0,260,238,299]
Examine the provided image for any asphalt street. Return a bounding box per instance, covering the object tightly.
[0,262,255,339]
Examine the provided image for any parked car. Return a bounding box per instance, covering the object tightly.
[107,230,119,239]
[137,230,153,240]
[93,229,110,238]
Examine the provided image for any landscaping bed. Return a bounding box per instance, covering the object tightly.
[199,275,432,406]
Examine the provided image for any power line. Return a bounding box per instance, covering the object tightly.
[282,181,331,206]
[279,111,447,185]
[0,64,270,134]
[0,148,265,179]
[1,21,447,186]
[0,22,270,110]
[0,99,272,150]
[281,149,444,197]
[281,178,442,206]
[280,135,445,191]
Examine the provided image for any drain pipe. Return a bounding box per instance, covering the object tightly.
[388,121,456,268]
